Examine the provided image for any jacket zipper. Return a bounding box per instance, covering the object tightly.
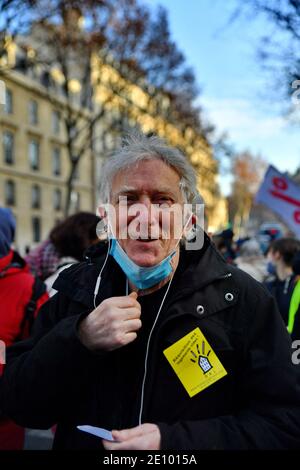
[137,272,232,424]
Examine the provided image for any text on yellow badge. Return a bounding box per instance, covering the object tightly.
[163,327,227,397]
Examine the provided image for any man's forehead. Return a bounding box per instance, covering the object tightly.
[112,160,181,192]
[115,184,180,194]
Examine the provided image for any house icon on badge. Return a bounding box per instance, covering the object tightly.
[198,355,212,373]
[190,341,213,374]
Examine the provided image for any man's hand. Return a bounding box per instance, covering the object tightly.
[102,423,161,450]
[78,292,141,351]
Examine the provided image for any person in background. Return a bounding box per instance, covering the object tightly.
[265,238,300,328]
[235,239,266,283]
[0,208,48,450]
[25,238,61,281]
[211,233,236,265]
[44,212,100,297]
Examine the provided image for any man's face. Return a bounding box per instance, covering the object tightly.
[109,159,185,267]
[267,249,281,271]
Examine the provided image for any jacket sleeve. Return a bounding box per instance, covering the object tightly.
[0,293,95,429]
[158,290,300,450]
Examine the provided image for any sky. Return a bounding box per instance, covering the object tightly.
[145,0,300,195]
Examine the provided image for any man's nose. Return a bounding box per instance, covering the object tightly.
[136,200,160,238]
[138,198,159,223]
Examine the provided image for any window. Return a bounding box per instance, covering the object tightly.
[52,110,60,134]
[29,139,40,170]
[70,190,80,212]
[53,188,62,211]
[31,184,41,209]
[4,88,13,114]
[3,131,14,164]
[5,180,15,206]
[52,147,61,176]
[73,162,79,180]
[28,99,38,125]
[32,217,41,243]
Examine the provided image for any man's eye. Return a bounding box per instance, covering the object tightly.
[156,199,172,207]
[126,197,138,205]
[153,196,169,202]
[118,196,135,204]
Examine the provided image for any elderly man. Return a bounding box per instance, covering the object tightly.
[1,134,300,450]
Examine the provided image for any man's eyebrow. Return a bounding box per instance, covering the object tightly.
[115,186,178,196]
[113,186,137,197]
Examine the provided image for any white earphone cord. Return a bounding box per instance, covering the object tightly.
[93,239,111,309]
[137,273,174,425]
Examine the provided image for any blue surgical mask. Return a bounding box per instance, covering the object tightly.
[267,261,276,275]
[109,238,176,290]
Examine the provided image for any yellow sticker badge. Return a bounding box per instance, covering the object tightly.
[163,327,227,397]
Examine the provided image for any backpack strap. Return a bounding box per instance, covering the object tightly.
[17,276,47,340]
[0,261,22,278]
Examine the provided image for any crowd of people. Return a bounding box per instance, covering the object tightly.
[0,133,300,451]
[0,210,99,449]
[213,228,300,339]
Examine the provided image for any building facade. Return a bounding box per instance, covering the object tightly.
[0,30,227,253]
[0,70,94,253]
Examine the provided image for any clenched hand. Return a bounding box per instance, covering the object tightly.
[78,292,141,351]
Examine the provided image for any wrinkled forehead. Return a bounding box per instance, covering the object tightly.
[111,158,182,194]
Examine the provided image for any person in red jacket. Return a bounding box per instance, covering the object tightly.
[0,208,48,449]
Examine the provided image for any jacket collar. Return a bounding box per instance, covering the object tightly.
[173,233,231,293]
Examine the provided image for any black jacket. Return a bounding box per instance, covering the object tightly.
[1,236,300,450]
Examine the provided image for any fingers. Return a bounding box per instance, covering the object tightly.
[123,319,142,333]
[79,293,141,351]
[103,435,145,450]
[112,424,156,441]
[102,424,161,450]
[129,291,138,299]
[123,332,138,345]
[122,307,141,320]
[100,295,140,310]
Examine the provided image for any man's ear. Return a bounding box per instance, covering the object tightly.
[185,213,196,229]
[96,205,109,240]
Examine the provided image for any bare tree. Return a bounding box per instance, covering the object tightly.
[228,151,267,233]
[1,0,214,215]
[230,0,300,107]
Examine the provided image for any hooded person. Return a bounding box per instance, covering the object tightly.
[0,207,16,258]
[0,208,48,450]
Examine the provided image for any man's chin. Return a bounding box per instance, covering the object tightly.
[127,248,161,267]
[130,254,161,267]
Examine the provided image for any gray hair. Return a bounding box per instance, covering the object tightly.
[99,133,201,205]
[240,239,262,258]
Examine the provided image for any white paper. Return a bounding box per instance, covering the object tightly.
[77,425,114,441]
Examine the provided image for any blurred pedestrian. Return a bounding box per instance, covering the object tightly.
[265,238,300,328]
[25,238,60,281]
[0,208,48,450]
[235,239,266,282]
[44,212,100,296]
